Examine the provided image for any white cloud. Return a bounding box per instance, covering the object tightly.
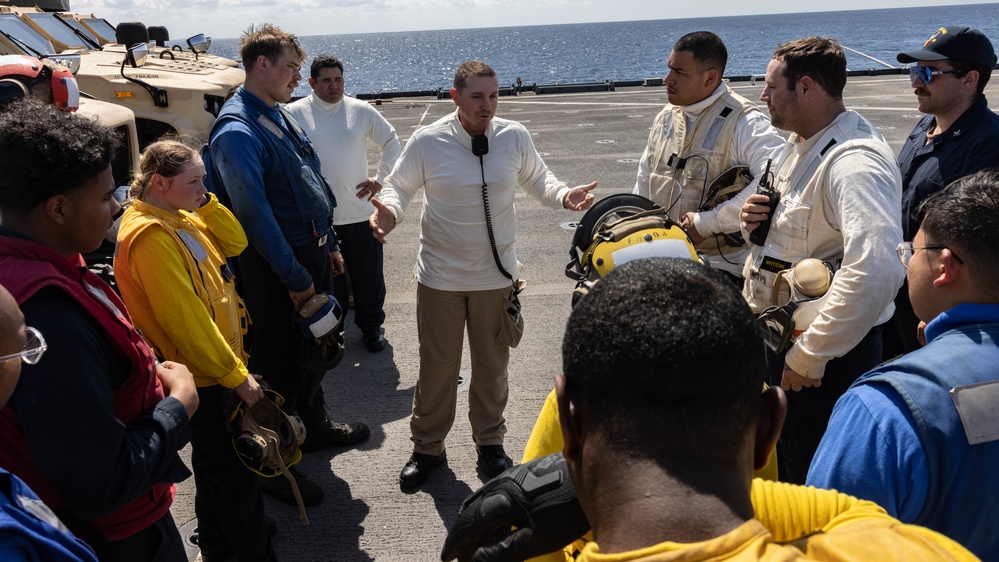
[71,0,998,41]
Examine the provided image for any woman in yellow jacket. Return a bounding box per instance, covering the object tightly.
[114,140,275,562]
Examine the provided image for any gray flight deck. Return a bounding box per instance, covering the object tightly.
[172,73,998,561]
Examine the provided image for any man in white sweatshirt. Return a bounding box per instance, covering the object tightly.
[634,31,786,279]
[370,60,596,490]
[287,55,401,353]
[740,37,904,484]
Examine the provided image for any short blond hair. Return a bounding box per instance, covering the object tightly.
[453,60,496,91]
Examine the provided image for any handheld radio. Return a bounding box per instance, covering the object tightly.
[749,159,779,246]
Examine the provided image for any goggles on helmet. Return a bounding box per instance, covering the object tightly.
[757,258,836,354]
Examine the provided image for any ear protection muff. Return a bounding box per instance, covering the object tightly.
[229,389,305,475]
[757,258,836,354]
[297,292,343,340]
[698,165,753,249]
[295,293,345,372]
[47,62,80,112]
[0,54,79,111]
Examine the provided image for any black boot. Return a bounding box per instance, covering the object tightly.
[298,399,370,453]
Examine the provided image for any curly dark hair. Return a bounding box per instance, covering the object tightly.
[0,99,120,215]
[562,258,766,462]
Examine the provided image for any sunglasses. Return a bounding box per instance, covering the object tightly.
[0,326,47,365]
[909,65,965,85]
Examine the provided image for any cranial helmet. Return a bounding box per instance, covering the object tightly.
[565,194,702,305]
[296,293,345,371]
[229,388,306,477]
[697,165,753,254]
[227,388,311,524]
[0,55,80,111]
[756,258,836,354]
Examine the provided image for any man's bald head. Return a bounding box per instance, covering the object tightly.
[0,283,26,408]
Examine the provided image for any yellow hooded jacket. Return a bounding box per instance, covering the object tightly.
[115,194,250,388]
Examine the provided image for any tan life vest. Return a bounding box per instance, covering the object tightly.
[646,87,758,223]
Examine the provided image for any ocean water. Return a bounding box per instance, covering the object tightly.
[210,3,999,96]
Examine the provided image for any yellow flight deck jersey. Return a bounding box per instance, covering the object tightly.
[522,390,975,562]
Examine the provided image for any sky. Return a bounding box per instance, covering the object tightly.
[73,0,998,40]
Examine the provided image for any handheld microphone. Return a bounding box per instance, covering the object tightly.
[472,134,489,157]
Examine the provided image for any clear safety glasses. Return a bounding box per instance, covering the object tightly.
[896,241,964,269]
[0,326,47,365]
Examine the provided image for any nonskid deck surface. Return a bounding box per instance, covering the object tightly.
[171,73,998,561]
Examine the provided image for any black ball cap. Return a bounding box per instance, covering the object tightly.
[897,26,997,69]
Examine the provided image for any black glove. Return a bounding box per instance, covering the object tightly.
[441,452,590,562]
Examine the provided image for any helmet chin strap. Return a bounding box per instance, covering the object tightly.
[267,431,309,526]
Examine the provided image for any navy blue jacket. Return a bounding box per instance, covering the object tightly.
[898,95,999,241]
[209,88,339,291]
[854,304,999,560]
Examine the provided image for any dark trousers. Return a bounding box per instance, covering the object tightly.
[768,324,884,484]
[84,511,186,562]
[240,242,332,414]
[332,221,386,335]
[883,282,921,360]
[191,384,275,562]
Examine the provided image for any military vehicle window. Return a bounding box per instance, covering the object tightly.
[56,16,100,46]
[0,14,55,56]
[24,12,96,49]
[110,124,132,190]
[80,18,116,43]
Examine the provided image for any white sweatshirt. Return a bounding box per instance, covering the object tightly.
[286,92,401,225]
[379,111,569,292]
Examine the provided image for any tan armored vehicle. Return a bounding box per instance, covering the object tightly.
[0,2,243,146]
